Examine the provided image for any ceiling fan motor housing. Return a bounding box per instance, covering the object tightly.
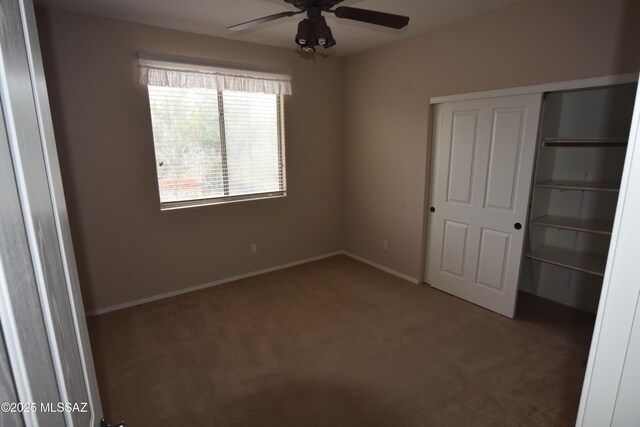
[285,0,344,12]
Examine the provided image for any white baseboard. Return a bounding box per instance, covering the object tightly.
[87,251,343,316]
[342,251,421,284]
[87,250,421,316]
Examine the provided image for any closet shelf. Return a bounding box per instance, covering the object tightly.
[526,246,606,277]
[535,179,620,192]
[543,137,627,147]
[530,215,613,235]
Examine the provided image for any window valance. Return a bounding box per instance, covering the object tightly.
[138,52,292,95]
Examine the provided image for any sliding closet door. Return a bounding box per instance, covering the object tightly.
[425,94,542,318]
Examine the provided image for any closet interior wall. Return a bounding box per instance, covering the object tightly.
[520,83,637,313]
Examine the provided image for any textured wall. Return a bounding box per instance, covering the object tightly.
[343,0,640,281]
[37,9,345,312]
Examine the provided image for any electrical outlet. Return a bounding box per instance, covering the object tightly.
[383,240,388,251]
[251,243,257,254]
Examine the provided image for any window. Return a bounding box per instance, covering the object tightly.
[147,87,284,207]
[139,53,291,209]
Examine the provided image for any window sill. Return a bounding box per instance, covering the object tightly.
[160,191,286,211]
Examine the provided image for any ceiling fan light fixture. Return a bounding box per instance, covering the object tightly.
[295,19,313,48]
[314,16,335,49]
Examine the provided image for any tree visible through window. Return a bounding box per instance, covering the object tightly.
[147,86,285,208]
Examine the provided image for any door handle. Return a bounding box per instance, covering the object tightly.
[430,207,435,213]
[514,222,522,230]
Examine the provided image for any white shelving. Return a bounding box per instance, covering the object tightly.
[530,215,613,235]
[520,83,636,312]
[526,246,607,277]
[543,137,627,147]
[535,180,620,192]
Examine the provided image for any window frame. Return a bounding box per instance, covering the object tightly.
[148,88,287,211]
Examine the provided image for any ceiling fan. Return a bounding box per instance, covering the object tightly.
[228,0,410,52]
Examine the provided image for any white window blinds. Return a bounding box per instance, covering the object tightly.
[141,53,289,209]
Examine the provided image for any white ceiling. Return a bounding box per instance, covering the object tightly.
[36,0,524,56]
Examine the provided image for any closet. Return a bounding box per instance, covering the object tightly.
[520,83,637,312]
[425,77,638,317]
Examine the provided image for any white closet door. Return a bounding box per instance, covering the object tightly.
[425,94,542,318]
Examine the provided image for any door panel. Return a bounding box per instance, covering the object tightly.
[426,94,542,317]
[484,109,526,211]
[441,220,470,277]
[0,0,103,425]
[476,228,510,291]
[447,111,479,204]
[0,103,61,427]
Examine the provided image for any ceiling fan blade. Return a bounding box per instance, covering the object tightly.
[228,11,303,31]
[333,6,409,29]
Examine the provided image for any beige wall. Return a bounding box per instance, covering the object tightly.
[343,0,640,281]
[37,9,345,312]
[38,0,640,313]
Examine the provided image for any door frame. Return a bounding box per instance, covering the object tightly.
[0,0,103,425]
[575,81,640,426]
[429,73,638,105]
[18,2,102,417]
[422,73,639,284]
